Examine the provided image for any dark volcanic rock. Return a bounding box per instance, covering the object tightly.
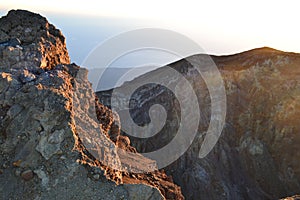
[97,47,300,199]
[0,9,70,70]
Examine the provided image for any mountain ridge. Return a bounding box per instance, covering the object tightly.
[95,46,300,93]
[0,9,299,200]
[97,44,300,199]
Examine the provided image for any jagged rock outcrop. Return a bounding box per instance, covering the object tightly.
[97,47,300,199]
[0,9,70,70]
[281,195,300,200]
[0,10,183,200]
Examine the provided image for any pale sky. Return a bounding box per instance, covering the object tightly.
[1,0,300,55]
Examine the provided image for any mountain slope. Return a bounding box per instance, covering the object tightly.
[97,47,300,199]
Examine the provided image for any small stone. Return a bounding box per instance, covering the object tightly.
[93,174,100,180]
[56,150,63,155]
[21,170,34,181]
[7,104,23,119]
[12,160,22,167]
[19,70,36,83]
[9,38,21,47]
[25,28,32,33]
[36,135,60,160]
[0,38,21,48]
[47,130,64,144]
[34,169,49,187]
[93,168,102,174]
[15,169,21,176]
[59,155,66,160]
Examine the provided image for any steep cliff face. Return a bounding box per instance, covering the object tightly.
[0,10,183,200]
[97,48,300,199]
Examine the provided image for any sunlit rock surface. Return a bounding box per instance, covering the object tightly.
[0,10,183,200]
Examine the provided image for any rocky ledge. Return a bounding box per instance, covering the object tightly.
[0,10,183,199]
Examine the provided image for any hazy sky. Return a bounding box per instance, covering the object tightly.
[1,0,300,60]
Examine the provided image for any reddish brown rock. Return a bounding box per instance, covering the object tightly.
[21,170,33,181]
[12,160,22,167]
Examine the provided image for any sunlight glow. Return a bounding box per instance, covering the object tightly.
[1,0,300,54]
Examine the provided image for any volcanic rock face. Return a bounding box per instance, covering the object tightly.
[0,10,70,70]
[0,10,183,200]
[97,48,300,199]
